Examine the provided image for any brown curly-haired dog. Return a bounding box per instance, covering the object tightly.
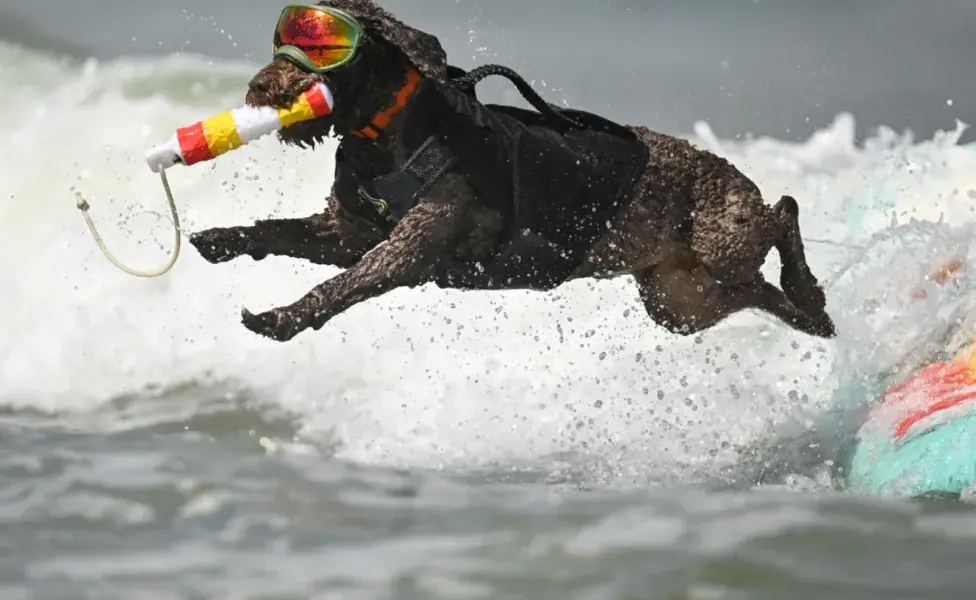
[189,0,835,343]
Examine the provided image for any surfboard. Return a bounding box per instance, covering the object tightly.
[849,346,976,498]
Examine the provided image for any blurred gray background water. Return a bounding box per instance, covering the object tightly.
[2,0,973,143]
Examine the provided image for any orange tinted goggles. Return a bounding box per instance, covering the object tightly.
[273,4,364,73]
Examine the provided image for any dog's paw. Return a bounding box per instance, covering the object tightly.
[241,307,310,342]
[782,271,828,315]
[808,311,837,339]
[189,227,268,264]
[804,283,828,315]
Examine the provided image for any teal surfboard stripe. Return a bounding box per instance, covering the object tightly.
[850,411,976,497]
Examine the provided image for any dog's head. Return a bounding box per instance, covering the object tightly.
[246,0,447,148]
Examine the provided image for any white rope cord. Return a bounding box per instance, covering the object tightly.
[75,170,181,278]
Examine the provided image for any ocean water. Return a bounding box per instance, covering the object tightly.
[4,27,976,600]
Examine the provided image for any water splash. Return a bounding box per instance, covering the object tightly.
[3,42,976,488]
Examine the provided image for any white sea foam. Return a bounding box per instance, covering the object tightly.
[3,42,976,483]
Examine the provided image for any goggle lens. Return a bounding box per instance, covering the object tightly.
[273,6,360,70]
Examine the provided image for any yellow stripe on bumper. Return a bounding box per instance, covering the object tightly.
[277,93,315,128]
[203,111,244,157]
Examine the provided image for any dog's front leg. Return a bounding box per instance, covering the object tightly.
[189,197,385,267]
[241,201,461,342]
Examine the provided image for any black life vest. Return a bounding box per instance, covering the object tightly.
[335,65,649,288]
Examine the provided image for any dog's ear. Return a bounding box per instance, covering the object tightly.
[317,0,447,81]
[368,17,448,81]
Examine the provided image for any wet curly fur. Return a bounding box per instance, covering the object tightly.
[189,0,835,342]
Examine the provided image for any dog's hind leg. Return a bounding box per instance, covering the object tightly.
[636,251,744,334]
[189,197,385,267]
[771,195,828,317]
[636,251,835,337]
